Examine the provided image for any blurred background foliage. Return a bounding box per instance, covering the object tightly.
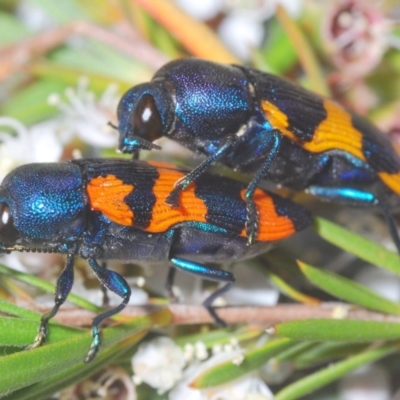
[1,1,400,399]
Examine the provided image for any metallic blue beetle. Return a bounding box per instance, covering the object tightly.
[117,58,400,252]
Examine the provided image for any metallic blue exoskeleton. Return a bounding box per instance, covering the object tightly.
[0,158,311,362]
[116,58,400,252]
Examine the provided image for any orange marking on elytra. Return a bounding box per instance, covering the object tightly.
[146,169,208,232]
[261,99,366,161]
[239,189,296,241]
[87,175,134,225]
[378,172,400,196]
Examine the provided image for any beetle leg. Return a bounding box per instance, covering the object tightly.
[165,266,178,301]
[165,134,239,207]
[85,258,131,363]
[308,185,400,254]
[244,131,281,245]
[170,257,235,326]
[26,252,75,351]
[381,207,400,255]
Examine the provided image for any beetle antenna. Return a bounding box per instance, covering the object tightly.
[108,121,118,130]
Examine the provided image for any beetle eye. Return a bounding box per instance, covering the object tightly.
[133,94,163,142]
[0,203,11,228]
[0,202,19,245]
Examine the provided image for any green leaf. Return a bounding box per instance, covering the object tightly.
[275,342,399,400]
[0,299,40,320]
[0,317,80,347]
[260,19,298,74]
[267,270,320,305]
[314,217,400,276]
[298,260,400,315]
[30,61,133,94]
[273,341,315,362]
[294,342,369,369]
[273,319,400,341]
[191,338,293,389]
[5,337,142,400]
[0,308,171,396]
[48,44,151,84]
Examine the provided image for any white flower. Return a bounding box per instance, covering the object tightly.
[132,337,186,394]
[16,0,57,32]
[0,117,64,180]
[48,76,119,148]
[218,0,303,60]
[0,77,119,179]
[175,0,223,21]
[218,14,265,61]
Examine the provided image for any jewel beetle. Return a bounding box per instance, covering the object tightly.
[0,158,311,362]
[116,58,400,251]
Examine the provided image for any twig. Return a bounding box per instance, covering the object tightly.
[22,302,400,327]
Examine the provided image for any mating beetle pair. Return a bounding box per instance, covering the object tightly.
[3,57,399,362]
[117,58,400,252]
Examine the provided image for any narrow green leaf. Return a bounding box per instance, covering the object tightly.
[273,341,315,362]
[275,342,399,400]
[49,43,151,84]
[260,19,298,74]
[294,342,369,369]
[0,299,40,320]
[0,308,171,395]
[298,260,400,315]
[267,271,320,305]
[274,319,400,341]
[0,317,80,346]
[314,217,400,276]
[6,336,144,400]
[191,338,293,389]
